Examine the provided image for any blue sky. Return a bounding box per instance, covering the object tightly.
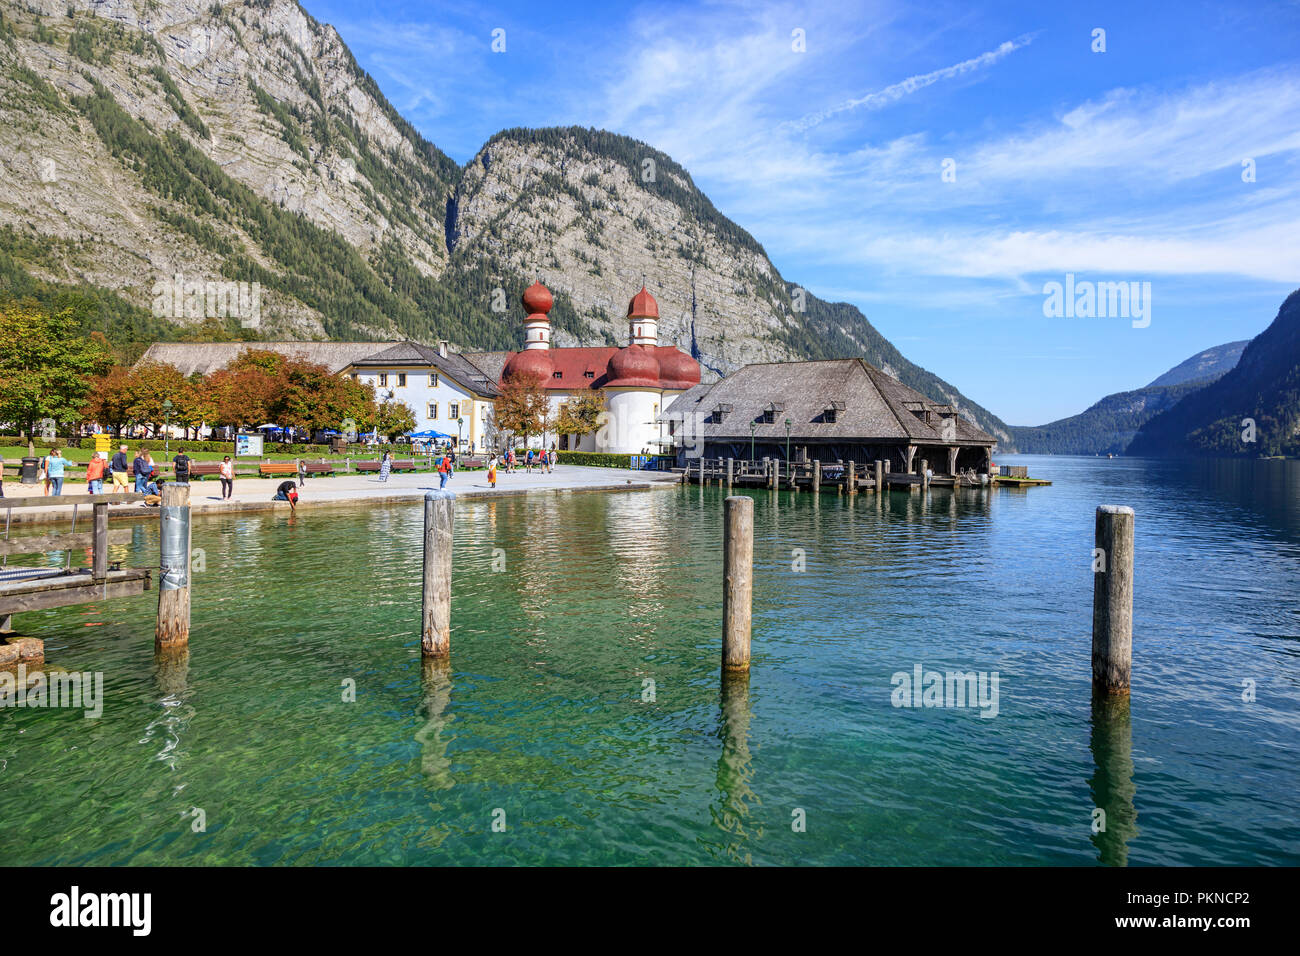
[302,0,1300,424]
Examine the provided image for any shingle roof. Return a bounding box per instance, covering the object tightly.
[349,342,500,396]
[464,346,697,391]
[665,359,995,445]
[136,342,399,376]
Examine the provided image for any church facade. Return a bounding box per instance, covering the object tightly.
[465,282,701,455]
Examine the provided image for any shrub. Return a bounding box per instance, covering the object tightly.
[555,450,633,468]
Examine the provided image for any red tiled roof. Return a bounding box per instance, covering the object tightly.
[489,346,699,390]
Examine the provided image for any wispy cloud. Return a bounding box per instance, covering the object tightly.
[788,33,1036,132]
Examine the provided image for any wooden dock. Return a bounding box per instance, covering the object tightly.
[0,494,153,647]
[680,458,996,493]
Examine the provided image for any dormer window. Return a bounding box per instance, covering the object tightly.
[584,370,595,378]
[553,371,563,379]
[824,400,845,424]
[711,403,733,424]
[761,401,784,425]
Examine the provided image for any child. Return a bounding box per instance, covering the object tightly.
[487,456,497,489]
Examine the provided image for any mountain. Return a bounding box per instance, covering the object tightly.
[1008,340,1247,455]
[0,0,1011,443]
[1145,340,1249,388]
[1129,290,1300,458]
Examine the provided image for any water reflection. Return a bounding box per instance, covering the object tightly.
[144,646,194,777]
[1088,693,1139,866]
[711,671,759,864]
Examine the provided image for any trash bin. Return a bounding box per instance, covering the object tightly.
[20,457,39,483]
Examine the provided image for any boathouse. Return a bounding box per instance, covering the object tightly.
[663,359,997,475]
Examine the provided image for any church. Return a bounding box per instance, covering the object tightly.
[464,281,702,455]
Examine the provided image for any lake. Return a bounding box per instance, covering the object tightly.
[1,455,1297,865]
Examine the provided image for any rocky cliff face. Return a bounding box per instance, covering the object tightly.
[0,0,1012,441]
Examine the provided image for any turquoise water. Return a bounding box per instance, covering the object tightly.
[1,456,1297,865]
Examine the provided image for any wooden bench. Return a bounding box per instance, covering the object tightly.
[301,462,334,476]
[459,457,485,469]
[259,463,298,478]
[355,459,418,473]
[190,463,224,478]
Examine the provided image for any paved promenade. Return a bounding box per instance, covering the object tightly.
[1,465,681,524]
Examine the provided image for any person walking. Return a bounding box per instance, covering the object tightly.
[110,444,130,494]
[172,449,192,484]
[45,448,66,496]
[525,448,533,473]
[437,451,452,490]
[85,451,106,495]
[378,450,392,483]
[487,455,497,489]
[219,455,234,499]
[133,447,151,493]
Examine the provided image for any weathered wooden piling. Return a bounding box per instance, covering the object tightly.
[812,460,821,493]
[421,489,455,659]
[722,496,754,671]
[836,460,844,495]
[726,457,734,489]
[874,460,884,494]
[920,459,930,492]
[92,502,108,580]
[846,460,857,496]
[155,482,192,650]
[1092,505,1134,695]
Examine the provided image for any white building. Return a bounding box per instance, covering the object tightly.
[464,282,701,455]
[340,342,499,450]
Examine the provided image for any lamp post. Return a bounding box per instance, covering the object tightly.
[162,398,173,457]
[750,421,756,461]
[457,416,464,452]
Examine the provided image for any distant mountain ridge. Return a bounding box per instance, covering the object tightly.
[1146,340,1249,388]
[1008,340,1248,455]
[0,0,1012,442]
[1130,290,1300,458]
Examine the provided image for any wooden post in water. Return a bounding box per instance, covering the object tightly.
[846,460,857,496]
[836,460,844,495]
[812,460,821,493]
[92,502,108,580]
[920,459,930,492]
[1092,505,1134,695]
[722,496,753,671]
[726,457,734,489]
[155,482,192,650]
[874,460,884,495]
[422,489,455,658]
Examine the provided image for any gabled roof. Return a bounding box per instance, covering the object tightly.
[136,341,400,376]
[348,342,499,397]
[664,359,995,445]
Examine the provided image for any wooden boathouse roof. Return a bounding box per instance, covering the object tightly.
[663,359,996,446]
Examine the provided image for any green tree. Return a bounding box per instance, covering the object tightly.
[0,303,112,454]
[557,389,605,444]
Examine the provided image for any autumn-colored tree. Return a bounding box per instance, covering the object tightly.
[206,364,280,430]
[556,389,606,444]
[492,373,550,447]
[0,303,112,454]
[81,365,137,436]
[370,398,417,441]
[124,361,193,437]
[276,358,373,433]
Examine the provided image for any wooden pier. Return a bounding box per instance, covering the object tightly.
[681,457,1000,493]
[0,494,154,660]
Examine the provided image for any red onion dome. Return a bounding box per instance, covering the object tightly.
[522,281,553,315]
[628,285,658,319]
[656,348,701,389]
[502,348,553,383]
[605,345,661,387]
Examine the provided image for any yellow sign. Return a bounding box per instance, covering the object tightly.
[93,433,112,453]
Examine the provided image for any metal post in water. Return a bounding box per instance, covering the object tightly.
[156,482,192,650]
[422,489,455,659]
[722,496,754,671]
[1092,505,1134,695]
